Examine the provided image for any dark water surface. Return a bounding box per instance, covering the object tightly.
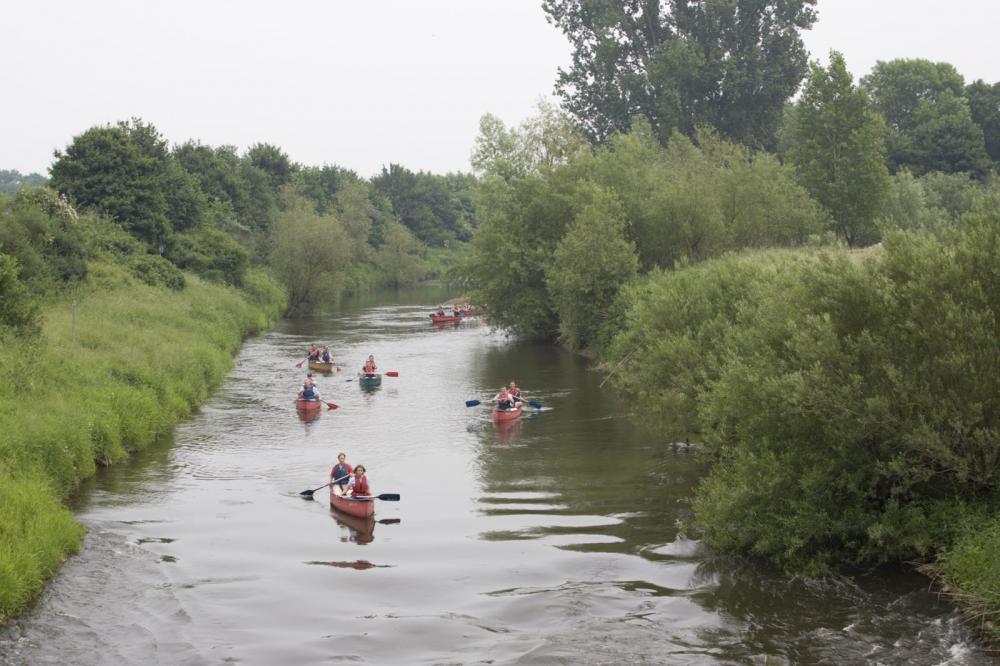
[1,286,991,665]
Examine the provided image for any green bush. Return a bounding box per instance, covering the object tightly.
[129,254,186,290]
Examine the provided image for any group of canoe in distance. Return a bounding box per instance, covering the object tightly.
[430,303,480,324]
[293,349,398,411]
[466,381,543,421]
[299,452,400,518]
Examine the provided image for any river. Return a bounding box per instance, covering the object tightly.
[0,286,991,665]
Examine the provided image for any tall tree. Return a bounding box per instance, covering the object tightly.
[966,79,1000,166]
[862,59,990,176]
[789,52,890,247]
[542,0,818,149]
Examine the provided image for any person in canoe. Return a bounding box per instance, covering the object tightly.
[345,464,370,497]
[298,375,320,401]
[308,345,321,362]
[436,306,445,317]
[361,355,377,376]
[321,346,333,363]
[452,303,461,317]
[495,386,513,410]
[330,452,353,496]
[508,381,522,405]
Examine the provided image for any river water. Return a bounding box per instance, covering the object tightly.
[0,286,992,665]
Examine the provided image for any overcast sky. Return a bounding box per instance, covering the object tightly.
[3,0,999,178]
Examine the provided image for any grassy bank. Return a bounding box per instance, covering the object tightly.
[0,263,284,619]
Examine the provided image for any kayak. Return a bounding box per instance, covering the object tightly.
[295,398,322,411]
[492,404,522,421]
[358,373,382,388]
[308,361,335,373]
[330,491,375,518]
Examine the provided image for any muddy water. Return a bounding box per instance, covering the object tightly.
[0,286,990,665]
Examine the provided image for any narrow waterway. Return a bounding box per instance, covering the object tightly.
[0,286,990,665]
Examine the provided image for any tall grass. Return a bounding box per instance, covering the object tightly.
[0,266,284,619]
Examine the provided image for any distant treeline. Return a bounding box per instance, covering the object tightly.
[1,118,477,327]
[465,0,1000,638]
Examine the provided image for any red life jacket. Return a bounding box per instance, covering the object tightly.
[351,476,370,497]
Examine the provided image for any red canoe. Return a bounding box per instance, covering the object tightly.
[295,399,322,411]
[492,405,522,422]
[430,314,462,323]
[330,492,375,518]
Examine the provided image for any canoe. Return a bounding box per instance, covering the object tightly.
[430,314,462,323]
[330,491,375,518]
[492,405,522,422]
[358,373,382,388]
[308,361,335,373]
[295,398,322,411]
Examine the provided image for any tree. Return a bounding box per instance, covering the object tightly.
[789,52,890,246]
[863,59,990,176]
[0,170,46,196]
[247,143,295,189]
[542,0,818,148]
[268,201,352,313]
[546,187,638,348]
[50,123,171,246]
[371,164,473,246]
[965,79,1000,166]
[374,222,426,288]
[0,253,40,339]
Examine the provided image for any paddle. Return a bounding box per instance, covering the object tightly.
[347,371,398,382]
[465,398,542,409]
[294,357,309,369]
[352,493,401,501]
[300,473,351,497]
[325,400,338,410]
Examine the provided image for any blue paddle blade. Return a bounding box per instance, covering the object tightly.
[465,399,481,407]
[528,400,542,409]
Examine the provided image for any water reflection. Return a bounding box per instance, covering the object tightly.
[330,508,376,544]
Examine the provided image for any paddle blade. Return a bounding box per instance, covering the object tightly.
[299,489,315,497]
[465,399,481,407]
[326,402,339,410]
[528,400,542,409]
[336,367,342,373]
[385,371,399,377]
[295,360,304,368]
[376,493,400,501]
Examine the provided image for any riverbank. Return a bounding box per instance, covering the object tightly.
[0,262,285,620]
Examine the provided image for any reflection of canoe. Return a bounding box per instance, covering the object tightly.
[330,507,376,544]
[330,491,375,517]
[358,373,382,388]
[295,399,322,411]
[492,405,522,421]
[308,361,335,373]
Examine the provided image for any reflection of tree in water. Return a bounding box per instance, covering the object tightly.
[467,338,708,558]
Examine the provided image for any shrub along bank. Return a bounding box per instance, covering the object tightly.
[600,200,1000,641]
[0,264,284,620]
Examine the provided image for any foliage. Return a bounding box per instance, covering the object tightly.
[863,59,991,177]
[371,164,476,246]
[374,222,427,288]
[542,0,818,149]
[166,226,249,286]
[546,187,638,349]
[0,188,88,290]
[789,52,890,246]
[966,79,1000,165]
[471,102,589,181]
[268,199,352,313]
[0,253,40,339]
[936,509,1000,634]
[0,169,46,196]
[128,254,186,291]
[604,200,1000,574]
